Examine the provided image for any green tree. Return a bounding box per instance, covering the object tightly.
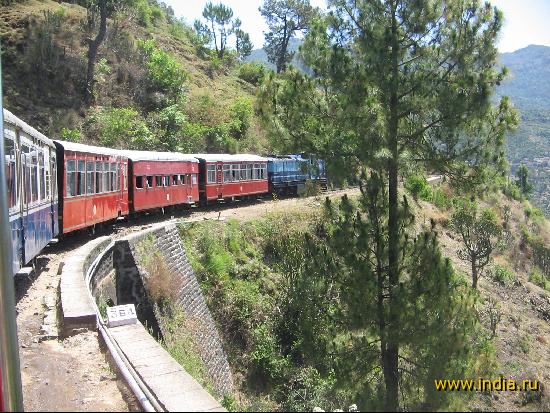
[200,2,235,58]
[451,203,501,289]
[515,164,533,196]
[259,0,517,410]
[260,0,317,73]
[234,19,253,59]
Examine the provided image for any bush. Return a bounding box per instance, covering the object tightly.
[489,264,516,287]
[404,174,431,201]
[137,39,187,103]
[238,62,266,85]
[60,127,81,142]
[529,267,550,291]
[87,107,155,149]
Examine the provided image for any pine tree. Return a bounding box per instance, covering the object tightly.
[515,164,533,197]
[259,0,317,73]
[201,2,235,58]
[259,0,517,409]
[451,202,501,289]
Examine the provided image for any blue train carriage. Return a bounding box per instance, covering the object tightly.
[3,109,58,275]
[267,154,327,195]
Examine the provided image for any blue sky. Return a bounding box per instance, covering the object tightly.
[164,0,550,53]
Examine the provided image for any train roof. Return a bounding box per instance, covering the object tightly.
[124,150,199,163]
[3,109,55,148]
[193,154,268,162]
[54,140,126,157]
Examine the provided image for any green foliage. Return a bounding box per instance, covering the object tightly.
[529,267,550,291]
[451,202,502,289]
[87,107,155,149]
[238,62,266,85]
[516,164,533,197]
[489,264,516,287]
[260,0,317,73]
[137,38,187,105]
[228,97,254,140]
[60,127,82,142]
[404,174,431,201]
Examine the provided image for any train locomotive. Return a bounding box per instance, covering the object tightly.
[3,109,327,275]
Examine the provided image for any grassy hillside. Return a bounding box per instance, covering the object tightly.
[175,183,550,411]
[497,45,550,216]
[0,0,269,153]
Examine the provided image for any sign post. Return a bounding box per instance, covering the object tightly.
[0,50,24,412]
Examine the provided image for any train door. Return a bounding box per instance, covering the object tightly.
[4,125,22,274]
[50,150,59,236]
[19,138,33,265]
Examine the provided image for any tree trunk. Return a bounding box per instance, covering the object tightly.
[383,2,400,411]
[277,17,288,74]
[472,258,478,289]
[84,0,107,105]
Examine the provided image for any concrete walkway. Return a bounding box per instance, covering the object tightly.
[109,322,226,412]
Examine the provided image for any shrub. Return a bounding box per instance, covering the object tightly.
[529,267,550,291]
[60,127,81,142]
[250,323,289,382]
[137,39,187,103]
[489,264,516,287]
[87,107,155,149]
[404,174,431,201]
[238,62,266,85]
[229,97,254,140]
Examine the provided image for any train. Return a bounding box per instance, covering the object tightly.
[3,109,327,275]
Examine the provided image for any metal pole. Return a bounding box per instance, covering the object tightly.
[0,49,25,412]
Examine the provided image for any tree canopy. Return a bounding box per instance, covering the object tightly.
[259,0,518,410]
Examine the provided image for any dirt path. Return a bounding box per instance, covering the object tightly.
[15,240,138,412]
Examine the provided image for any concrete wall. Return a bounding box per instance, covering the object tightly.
[86,223,234,396]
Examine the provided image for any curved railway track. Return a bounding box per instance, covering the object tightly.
[14,187,359,411]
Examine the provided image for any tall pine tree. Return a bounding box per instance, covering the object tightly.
[259,0,517,409]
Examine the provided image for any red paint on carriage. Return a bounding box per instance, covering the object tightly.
[126,151,199,212]
[194,154,269,202]
[54,141,129,234]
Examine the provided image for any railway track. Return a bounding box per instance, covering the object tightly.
[14,187,360,411]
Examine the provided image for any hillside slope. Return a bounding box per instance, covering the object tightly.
[497,45,550,215]
[0,0,268,153]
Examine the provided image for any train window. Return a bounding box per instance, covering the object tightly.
[240,164,247,181]
[231,164,239,182]
[163,176,170,187]
[253,163,260,180]
[95,162,103,194]
[110,163,117,192]
[86,161,95,195]
[261,164,267,180]
[38,150,45,201]
[192,174,197,185]
[31,150,39,203]
[4,137,17,209]
[247,164,253,180]
[77,160,85,196]
[146,176,153,188]
[102,162,109,192]
[66,160,76,197]
[172,175,179,185]
[207,164,216,184]
[136,176,144,189]
[180,174,186,185]
[155,176,162,187]
[223,164,231,182]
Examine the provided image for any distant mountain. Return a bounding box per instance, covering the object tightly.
[497,45,550,214]
[245,38,309,73]
[498,45,550,110]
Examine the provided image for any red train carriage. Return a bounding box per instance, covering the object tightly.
[54,141,129,234]
[126,151,199,213]
[194,154,268,204]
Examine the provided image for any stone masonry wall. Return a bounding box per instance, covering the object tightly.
[113,223,234,396]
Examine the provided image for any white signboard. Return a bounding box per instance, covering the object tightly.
[107,304,138,328]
